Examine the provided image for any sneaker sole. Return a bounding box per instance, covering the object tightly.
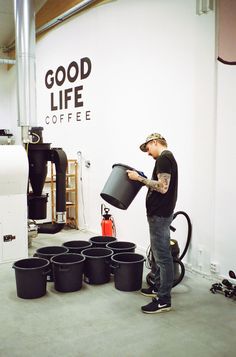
[140,292,158,298]
[141,307,171,314]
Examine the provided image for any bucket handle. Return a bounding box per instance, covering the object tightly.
[105,258,113,265]
[42,269,51,276]
[110,262,120,270]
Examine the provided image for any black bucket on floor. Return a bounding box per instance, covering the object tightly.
[81,248,113,284]
[106,241,136,274]
[106,241,136,254]
[51,253,85,292]
[111,253,145,291]
[62,240,92,254]
[89,235,117,248]
[35,246,69,282]
[12,258,50,299]
[100,163,146,210]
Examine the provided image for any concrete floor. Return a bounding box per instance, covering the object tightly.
[0,229,235,357]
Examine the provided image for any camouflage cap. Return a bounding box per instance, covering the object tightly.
[139,133,165,152]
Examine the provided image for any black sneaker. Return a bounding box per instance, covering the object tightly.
[141,298,171,314]
[141,286,159,297]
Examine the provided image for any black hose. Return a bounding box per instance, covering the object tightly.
[172,211,192,261]
[145,210,192,288]
[49,148,67,213]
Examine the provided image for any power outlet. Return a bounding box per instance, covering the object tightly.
[210,262,219,274]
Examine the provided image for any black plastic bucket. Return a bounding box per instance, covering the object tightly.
[35,246,69,281]
[106,241,136,254]
[81,248,113,284]
[100,163,146,210]
[51,253,85,292]
[111,253,145,291]
[89,235,117,248]
[12,258,50,299]
[62,240,92,254]
[28,194,48,220]
[106,241,136,274]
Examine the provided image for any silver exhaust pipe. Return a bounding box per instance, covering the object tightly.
[14,0,37,143]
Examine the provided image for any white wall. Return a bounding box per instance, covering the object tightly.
[0,63,20,140]
[0,65,11,128]
[34,0,216,273]
[1,0,234,278]
[214,62,236,275]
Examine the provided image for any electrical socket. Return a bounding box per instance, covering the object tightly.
[198,246,203,253]
[85,160,91,168]
[210,262,219,274]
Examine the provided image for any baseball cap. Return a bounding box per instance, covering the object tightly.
[139,133,165,152]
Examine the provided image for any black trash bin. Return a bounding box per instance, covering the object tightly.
[89,236,117,248]
[62,240,92,254]
[106,241,136,254]
[106,241,136,274]
[111,253,145,291]
[12,257,50,299]
[100,163,146,210]
[35,246,69,281]
[81,248,113,284]
[51,253,85,292]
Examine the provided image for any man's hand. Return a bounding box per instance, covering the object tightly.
[126,170,140,181]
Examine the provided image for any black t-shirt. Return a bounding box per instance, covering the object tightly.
[146,150,178,217]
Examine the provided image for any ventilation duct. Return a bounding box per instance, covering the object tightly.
[14,0,37,143]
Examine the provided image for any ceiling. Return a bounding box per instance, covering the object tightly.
[0,0,107,56]
[0,0,46,51]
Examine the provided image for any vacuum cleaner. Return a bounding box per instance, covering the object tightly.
[146,210,192,288]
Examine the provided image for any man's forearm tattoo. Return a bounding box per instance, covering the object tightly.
[139,173,171,194]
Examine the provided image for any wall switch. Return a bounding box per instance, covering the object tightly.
[210,262,219,273]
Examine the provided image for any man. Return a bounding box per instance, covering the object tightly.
[127,133,178,314]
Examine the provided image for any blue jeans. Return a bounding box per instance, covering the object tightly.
[147,215,174,303]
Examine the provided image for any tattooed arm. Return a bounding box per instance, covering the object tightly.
[139,173,171,194]
[127,170,171,194]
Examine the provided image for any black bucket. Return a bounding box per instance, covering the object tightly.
[106,241,136,254]
[82,248,113,284]
[12,258,50,299]
[106,241,136,274]
[62,240,92,254]
[111,253,145,291]
[100,163,146,210]
[51,253,85,292]
[35,246,69,281]
[89,235,117,248]
[28,194,48,220]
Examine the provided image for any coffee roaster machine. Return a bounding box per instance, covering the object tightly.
[0,128,67,263]
[0,142,28,263]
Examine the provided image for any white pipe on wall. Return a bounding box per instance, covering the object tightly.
[6,0,98,52]
[36,0,98,34]
[0,58,16,65]
[14,0,36,143]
